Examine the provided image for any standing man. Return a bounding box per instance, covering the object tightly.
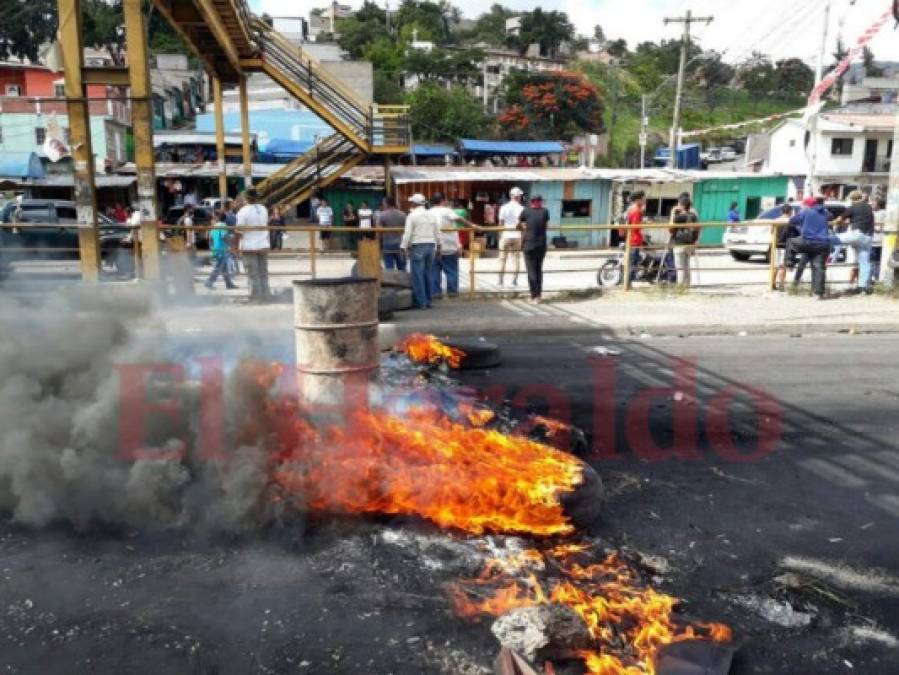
[237,188,271,302]
[401,193,441,309]
[727,202,741,225]
[668,193,700,288]
[430,193,475,298]
[316,198,333,252]
[621,191,646,282]
[788,196,831,300]
[833,190,875,294]
[498,187,525,287]
[378,196,407,271]
[519,194,550,303]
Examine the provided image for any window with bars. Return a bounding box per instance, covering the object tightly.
[35,127,46,145]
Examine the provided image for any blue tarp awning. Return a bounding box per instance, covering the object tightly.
[264,138,315,157]
[410,144,455,157]
[0,152,45,179]
[459,139,564,156]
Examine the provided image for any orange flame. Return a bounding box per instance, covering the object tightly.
[398,333,465,368]
[240,360,731,674]
[270,406,584,536]
[451,546,733,674]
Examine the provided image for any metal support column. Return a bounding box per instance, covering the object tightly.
[123,0,160,280]
[212,76,228,201]
[239,77,252,191]
[384,155,393,197]
[57,0,101,281]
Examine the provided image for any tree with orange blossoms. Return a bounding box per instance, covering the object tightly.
[499,70,604,141]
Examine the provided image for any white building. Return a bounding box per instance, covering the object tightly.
[763,108,895,199]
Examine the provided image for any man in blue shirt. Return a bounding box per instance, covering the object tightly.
[788,197,831,299]
[727,202,741,224]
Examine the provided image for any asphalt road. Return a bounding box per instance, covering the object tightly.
[0,329,897,673]
[457,332,899,674]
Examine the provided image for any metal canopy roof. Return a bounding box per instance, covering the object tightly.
[458,139,565,155]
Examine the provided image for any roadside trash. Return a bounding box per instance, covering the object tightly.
[738,331,748,337]
[591,346,622,356]
[640,332,653,340]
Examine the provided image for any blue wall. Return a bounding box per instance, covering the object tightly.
[517,179,612,248]
[196,108,333,152]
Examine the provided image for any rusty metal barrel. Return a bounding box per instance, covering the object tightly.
[293,277,380,408]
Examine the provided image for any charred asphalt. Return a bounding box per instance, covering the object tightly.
[0,328,897,674]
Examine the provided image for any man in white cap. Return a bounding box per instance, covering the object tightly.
[401,193,441,309]
[498,187,524,286]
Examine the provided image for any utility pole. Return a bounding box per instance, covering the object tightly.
[807,0,832,197]
[880,108,899,287]
[482,58,489,111]
[663,9,713,169]
[639,94,648,168]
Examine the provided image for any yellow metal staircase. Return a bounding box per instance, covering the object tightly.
[151,0,410,208]
[254,134,366,209]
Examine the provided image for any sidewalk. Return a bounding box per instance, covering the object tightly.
[159,285,899,341]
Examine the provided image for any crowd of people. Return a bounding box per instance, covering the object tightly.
[619,189,886,296]
[776,191,883,299]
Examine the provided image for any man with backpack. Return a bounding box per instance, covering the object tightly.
[669,193,700,288]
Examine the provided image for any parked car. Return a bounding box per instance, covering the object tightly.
[701,148,722,164]
[0,199,136,278]
[719,147,738,161]
[723,201,848,262]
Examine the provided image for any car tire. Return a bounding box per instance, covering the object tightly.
[598,261,623,288]
[442,337,502,370]
[730,251,752,262]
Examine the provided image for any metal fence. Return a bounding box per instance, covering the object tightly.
[0,221,870,295]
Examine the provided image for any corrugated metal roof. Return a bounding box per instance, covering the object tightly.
[7,175,136,188]
[459,139,565,155]
[390,166,779,185]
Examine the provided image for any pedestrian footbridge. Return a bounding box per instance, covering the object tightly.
[151,0,410,208]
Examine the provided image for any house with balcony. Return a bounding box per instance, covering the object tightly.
[762,104,895,199]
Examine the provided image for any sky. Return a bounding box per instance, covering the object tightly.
[251,0,899,65]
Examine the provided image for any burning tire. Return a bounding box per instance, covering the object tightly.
[442,337,501,370]
[561,463,604,530]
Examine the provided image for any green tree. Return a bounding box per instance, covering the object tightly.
[0,0,57,62]
[336,1,387,58]
[738,53,777,96]
[374,71,405,104]
[81,0,126,65]
[606,38,628,58]
[395,0,459,44]
[406,82,489,142]
[148,7,189,54]
[362,37,404,72]
[774,58,814,95]
[509,8,574,58]
[592,25,605,43]
[863,46,885,77]
[694,52,734,90]
[461,4,515,47]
